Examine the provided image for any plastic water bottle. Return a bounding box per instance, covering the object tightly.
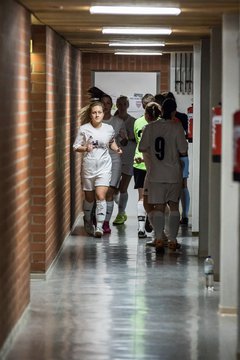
[204,256,214,290]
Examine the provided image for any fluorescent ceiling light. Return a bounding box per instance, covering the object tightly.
[90,6,181,15]
[102,27,172,35]
[115,52,163,56]
[109,42,165,47]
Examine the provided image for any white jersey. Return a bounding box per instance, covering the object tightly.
[73,122,115,178]
[139,118,188,183]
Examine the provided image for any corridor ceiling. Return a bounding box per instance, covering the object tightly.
[18,0,240,54]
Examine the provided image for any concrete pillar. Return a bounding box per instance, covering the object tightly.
[198,38,210,257]
[219,14,240,315]
[208,26,222,281]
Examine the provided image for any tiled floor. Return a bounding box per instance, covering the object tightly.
[4,217,237,360]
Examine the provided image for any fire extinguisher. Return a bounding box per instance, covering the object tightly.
[187,104,193,143]
[212,103,222,162]
[233,110,240,181]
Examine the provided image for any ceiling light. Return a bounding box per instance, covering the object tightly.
[115,52,163,56]
[109,42,165,47]
[90,6,181,15]
[102,27,172,35]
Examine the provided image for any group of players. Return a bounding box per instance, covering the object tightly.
[73,89,190,252]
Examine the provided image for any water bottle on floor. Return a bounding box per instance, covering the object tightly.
[204,256,214,290]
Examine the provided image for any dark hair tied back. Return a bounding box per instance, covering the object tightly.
[161,98,177,119]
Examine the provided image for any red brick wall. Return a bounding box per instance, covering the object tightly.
[30,26,82,273]
[0,0,31,349]
[81,53,170,105]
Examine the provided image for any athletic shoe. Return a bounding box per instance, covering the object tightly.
[83,216,95,236]
[102,221,111,234]
[113,213,127,225]
[146,237,168,247]
[145,216,153,232]
[95,226,103,238]
[161,231,169,247]
[155,239,165,254]
[146,239,156,247]
[168,239,181,250]
[138,230,147,238]
[180,217,188,226]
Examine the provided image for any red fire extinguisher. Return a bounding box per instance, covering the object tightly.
[233,110,240,181]
[187,104,193,143]
[212,104,222,162]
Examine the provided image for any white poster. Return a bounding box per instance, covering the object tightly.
[94,71,159,118]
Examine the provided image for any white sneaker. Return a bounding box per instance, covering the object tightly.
[95,226,103,238]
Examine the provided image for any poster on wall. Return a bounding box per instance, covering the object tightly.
[94,72,159,118]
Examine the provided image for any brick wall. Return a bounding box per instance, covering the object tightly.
[31,25,82,273]
[0,0,31,349]
[81,53,170,105]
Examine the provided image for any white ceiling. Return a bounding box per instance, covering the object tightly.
[18,0,240,53]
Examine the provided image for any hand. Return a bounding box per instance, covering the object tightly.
[86,143,93,152]
[119,128,127,139]
[134,157,144,164]
[116,147,122,155]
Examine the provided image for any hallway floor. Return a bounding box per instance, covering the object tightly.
[5,217,237,360]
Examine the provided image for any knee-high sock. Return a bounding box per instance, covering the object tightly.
[105,201,114,222]
[149,210,165,240]
[181,187,190,218]
[118,192,128,215]
[83,200,94,222]
[164,206,170,237]
[168,210,180,241]
[137,200,146,232]
[96,200,107,228]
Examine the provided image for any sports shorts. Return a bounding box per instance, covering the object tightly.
[110,157,122,188]
[133,167,146,189]
[82,172,111,191]
[122,163,134,176]
[144,180,182,204]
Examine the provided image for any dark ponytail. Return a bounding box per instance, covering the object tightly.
[161,98,177,120]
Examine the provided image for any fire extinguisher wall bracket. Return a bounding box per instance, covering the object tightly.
[212,105,222,163]
[233,110,240,181]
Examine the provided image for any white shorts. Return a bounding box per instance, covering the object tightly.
[82,172,111,191]
[122,162,134,176]
[144,180,182,204]
[110,158,122,188]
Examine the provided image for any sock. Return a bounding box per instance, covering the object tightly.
[181,188,190,218]
[113,192,120,205]
[149,210,165,239]
[164,206,170,237]
[137,200,146,232]
[118,192,128,215]
[105,201,114,222]
[83,200,94,222]
[96,200,107,228]
[168,210,180,241]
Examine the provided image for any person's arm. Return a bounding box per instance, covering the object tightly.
[138,125,149,153]
[73,128,93,153]
[177,123,188,156]
[119,121,128,146]
[110,139,122,154]
[73,143,93,153]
